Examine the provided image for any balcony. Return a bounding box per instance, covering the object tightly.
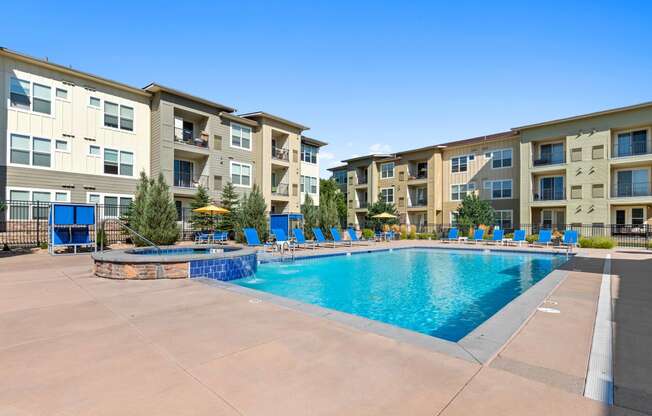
[174,128,208,148]
[357,177,368,185]
[272,146,290,162]
[612,143,651,159]
[357,201,368,209]
[533,155,565,167]
[611,182,652,198]
[408,199,428,208]
[173,172,209,189]
[272,183,289,197]
[533,189,566,201]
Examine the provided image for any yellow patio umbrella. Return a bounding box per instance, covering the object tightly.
[371,212,397,219]
[192,204,230,214]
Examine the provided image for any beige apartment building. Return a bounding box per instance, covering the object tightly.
[335,101,652,230]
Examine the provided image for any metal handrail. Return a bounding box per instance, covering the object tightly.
[100,218,162,254]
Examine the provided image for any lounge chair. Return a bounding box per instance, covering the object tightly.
[312,228,336,247]
[195,232,211,244]
[530,229,552,247]
[292,228,316,249]
[347,228,371,244]
[442,228,460,243]
[560,230,579,249]
[243,228,274,250]
[330,227,353,246]
[509,229,527,246]
[486,229,504,245]
[271,228,296,251]
[212,231,228,244]
[468,229,485,244]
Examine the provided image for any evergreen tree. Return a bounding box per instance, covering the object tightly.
[235,185,268,242]
[320,178,346,226]
[139,173,179,246]
[190,185,214,231]
[366,193,399,230]
[457,194,495,227]
[319,193,340,231]
[218,182,239,233]
[301,193,319,239]
[124,171,149,232]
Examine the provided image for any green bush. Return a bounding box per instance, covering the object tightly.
[39,242,48,250]
[362,228,375,240]
[400,230,407,239]
[648,241,652,250]
[416,233,430,240]
[579,236,616,249]
[526,234,539,244]
[408,229,417,240]
[504,232,514,239]
[96,226,108,249]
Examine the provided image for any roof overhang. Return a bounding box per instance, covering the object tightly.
[239,111,309,131]
[218,112,258,127]
[301,136,328,147]
[143,83,236,112]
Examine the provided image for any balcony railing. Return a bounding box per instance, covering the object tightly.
[533,155,565,166]
[408,172,428,180]
[533,189,566,201]
[357,201,368,209]
[272,146,289,161]
[174,128,208,148]
[173,172,209,189]
[357,177,368,185]
[613,143,650,158]
[272,183,289,196]
[611,182,652,198]
[409,200,428,207]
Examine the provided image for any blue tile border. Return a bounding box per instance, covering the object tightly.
[190,253,257,281]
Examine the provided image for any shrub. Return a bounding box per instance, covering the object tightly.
[416,233,431,240]
[96,223,108,248]
[362,228,375,239]
[648,241,652,250]
[526,234,539,244]
[580,236,616,249]
[39,242,48,250]
[408,227,417,240]
[504,232,514,239]
[235,185,268,243]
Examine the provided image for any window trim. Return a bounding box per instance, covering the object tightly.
[380,187,395,204]
[8,76,55,118]
[612,127,651,158]
[485,179,513,200]
[102,100,136,133]
[494,209,514,229]
[103,148,135,177]
[7,133,53,170]
[380,162,395,179]
[486,148,513,169]
[301,143,318,164]
[450,182,476,201]
[230,160,253,188]
[230,123,252,151]
[55,87,70,101]
[54,139,70,153]
[89,96,101,108]
[88,144,102,157]
[5,186,71,221]
[86,192,134,218]
[451,154,473,173]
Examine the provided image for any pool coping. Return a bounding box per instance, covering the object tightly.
[91,244,257,264]
[198,245,576,364]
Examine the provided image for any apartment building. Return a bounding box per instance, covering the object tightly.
[334,101,652,229]
[1,48,151,219]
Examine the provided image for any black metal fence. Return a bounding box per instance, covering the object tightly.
[0,201,201,247]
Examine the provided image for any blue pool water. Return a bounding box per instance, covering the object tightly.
[235,248,568,341]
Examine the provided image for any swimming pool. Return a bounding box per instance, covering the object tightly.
[235,248,568,342]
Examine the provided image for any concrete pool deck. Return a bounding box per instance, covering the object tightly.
[1,242,650,415]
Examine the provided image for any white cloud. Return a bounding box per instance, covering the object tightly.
[369,143,392,153]
[320,151,335,160]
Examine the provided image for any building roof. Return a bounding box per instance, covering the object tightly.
[327,164,348,172]
[512,101,652,131]
[0,47,151,97]
[143,83,236,113]
[218,111,259,127]
[239,111,309,131]
[341,154,395,163]
[301,136,328,147]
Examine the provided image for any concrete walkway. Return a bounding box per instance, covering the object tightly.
[0,245,648,415]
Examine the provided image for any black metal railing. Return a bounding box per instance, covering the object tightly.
[611,182,652,198]
[613,142,649,158]
[357,177,368,185]
[533,189,566,201]
[533,155,565,166]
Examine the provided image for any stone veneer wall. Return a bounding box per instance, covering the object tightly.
[94,261,188,280]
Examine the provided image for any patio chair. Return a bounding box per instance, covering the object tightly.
[330,227,353,246]
[195,232,211,244]
[292,228,316,249]
[560,230,579,249]
[312,228,336,247]
[486,229,504,245]
[271,228,296,251]
[442,228,460,243]
[530,229,552,247]
[212,231,228,244]
[468,229,485,244]
[510,229,527,246]
[347,228,371,244]
[243,228,274,251]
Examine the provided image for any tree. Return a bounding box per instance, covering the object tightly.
[123,171,149,232]
[301,193,319,239]
[320,179,346,226]
[218,182,239,234]
[235,185,267,242]
[319,193,340,231]
[366,194,399,230]
[456,194,495,227]
[137,173,179,246]
[189,185,214,231]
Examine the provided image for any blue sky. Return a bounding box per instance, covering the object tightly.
[3,1,651,177]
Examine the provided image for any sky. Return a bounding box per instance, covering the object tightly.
[3,1,652,177]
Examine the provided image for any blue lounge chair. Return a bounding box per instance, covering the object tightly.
[212,231,228,244]
[195,232,210,244]
[330,227,353,246]
[468,229,485,244]
[486,229,504,245]
[243,228,273,250]
[442,228,460,243]
[312,228,336,247]
[272,228,296,250]
[347,228,371,244]
[561,230,579,249]
[292,228,316,249]
[510,229,527,246]
[531,229,552,246]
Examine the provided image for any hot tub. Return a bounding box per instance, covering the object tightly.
[92,245,257,280]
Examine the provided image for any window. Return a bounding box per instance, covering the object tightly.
[88,194,133,217]
[103,102,133,131]
[571,148,583,162]
[486,180,512,199]
[10,135,52,168]
[615,130,647,157]
[55,140,68,152]
[486,149,513,168]
[120,106,134,131]
[231,123,251,150]
[302,176,318,194]
[120,151,133,176]
[451,212,460,227]
[380,162,395,179]
[174,160,194,187]
[8,190,29,220]
[632,208,645,225]
[10,134,30,165]
[55,192,68,202]
[32,84,52,115]
[103,149,133,176]
[7,188,69,220]
[380,188,394,203]
[32,138,51,167]
[231,161,252,187]
[571,185,582,199]
[333,171,347,185]
[56,88,68,100]
[301,143,318,163]
[451,155,470,173]
[89,96,101,107]
[89,145,101,156]
[592,145,604,160]
[494,210,513,229]
[451,183,475,201]
[538,177,565,200]
[104,102,119,128]
[10,78,31,110]
[538,143,565,164]
[592,184,604,198]
[104,149,118,174]
[616,169,649,197]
